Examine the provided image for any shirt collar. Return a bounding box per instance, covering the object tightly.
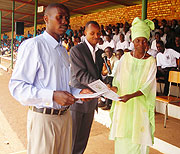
[85,38,98,53]
[43,31,61,49]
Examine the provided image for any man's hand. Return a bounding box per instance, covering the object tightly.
[80,88,94,102]
[110,86,118,93]
[53,91,78,106]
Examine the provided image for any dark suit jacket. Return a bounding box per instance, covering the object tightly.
[70,41,104,113]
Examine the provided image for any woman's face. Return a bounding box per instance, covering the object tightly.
[133,37,148,53]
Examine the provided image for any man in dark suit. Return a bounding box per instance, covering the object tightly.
[70,21,104,154]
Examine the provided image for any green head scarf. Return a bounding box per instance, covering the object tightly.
[131,17,155,41]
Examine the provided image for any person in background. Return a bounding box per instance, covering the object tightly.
[27,31,33,38]
[159,28,167,45]
[66,25,74,36]
[97,38,105,50]
[109,17,156,154]
[74,37,81,46]
[3,33,8,41]
[156,40,180,95]
[68,37,74,50]
[151,32,161,51]
[160,19,167,29]
[62,38,69,51]
[101,47,118,110]
[147,42,157,58]
[116,33,129,51]
[113,27,120,45]
[103,35,115,50]
[173,35,180,53]
[111,49,124,80]
[128,35,135,51]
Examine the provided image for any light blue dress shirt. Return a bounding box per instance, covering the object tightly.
[9,31,81,109]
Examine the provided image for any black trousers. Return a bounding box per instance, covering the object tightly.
[156,67,176,96]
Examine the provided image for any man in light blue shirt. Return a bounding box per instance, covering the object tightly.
[9,3,91,154]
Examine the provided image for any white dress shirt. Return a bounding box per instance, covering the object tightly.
[113,34,120,44]
[156,48,180,68]
[103,40,115,49]
[116,40,129,50]
[147,49,158,58]
[9,31,80,109]
[151,40,158,51]
[128,42,134,51]
[85,38,99,63]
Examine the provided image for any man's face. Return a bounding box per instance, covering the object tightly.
[120,34,124,42]
[175,37,180,47]
[105,36,111,42]
[164,27,169,34]
[133,37,148,53]
[155,34,160,41]
[85,24,101,47]
[105,48,113,58]
[116,51,123,60]
[156,43,164,53]
[44,7,69,36]
[115,28,119,35]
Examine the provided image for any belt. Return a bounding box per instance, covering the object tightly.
[29,106,69,115]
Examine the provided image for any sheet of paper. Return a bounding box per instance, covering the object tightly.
[88,79,109,93]
[88,79,121,101]
[74,91,104,99]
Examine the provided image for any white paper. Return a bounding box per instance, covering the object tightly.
[88,79,121,101]
[74,91,104,99]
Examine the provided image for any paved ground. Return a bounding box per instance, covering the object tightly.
[0,69,179,154]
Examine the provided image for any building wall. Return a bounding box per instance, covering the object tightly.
[70,0,180,30]
[2,0,180,39]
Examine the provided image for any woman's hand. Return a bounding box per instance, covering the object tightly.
[119,94,132,103]
[119,91,143,103]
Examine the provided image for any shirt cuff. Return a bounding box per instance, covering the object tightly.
[71,87,82,95]
[40,89,54,108]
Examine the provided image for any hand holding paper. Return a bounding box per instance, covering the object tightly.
[88,80,121,101]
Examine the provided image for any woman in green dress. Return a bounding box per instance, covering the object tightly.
[109,17,156,154]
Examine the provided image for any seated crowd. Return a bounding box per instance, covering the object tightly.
[0,27,46,56]
[1,19,180,109]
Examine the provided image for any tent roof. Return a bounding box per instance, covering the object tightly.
[0,0,158,33]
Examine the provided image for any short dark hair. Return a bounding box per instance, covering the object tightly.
[156,40,164,47]
[104,47,113,52]
[85,21,100,30]
[155,32,160,36]
[116,49,124,55]
[44,3,69,15]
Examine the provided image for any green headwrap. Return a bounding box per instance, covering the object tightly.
[131,17,155,41]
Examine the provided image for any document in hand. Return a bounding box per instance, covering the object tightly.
[88,79,121,101]
[73,91,104,99]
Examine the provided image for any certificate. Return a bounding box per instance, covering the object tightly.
[74,91,104,99]
[88,79,121,101]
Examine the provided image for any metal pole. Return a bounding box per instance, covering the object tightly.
[0,11,2,55]
[142,0,147,20]
[34,0,38,36]
[11,0,15,69]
